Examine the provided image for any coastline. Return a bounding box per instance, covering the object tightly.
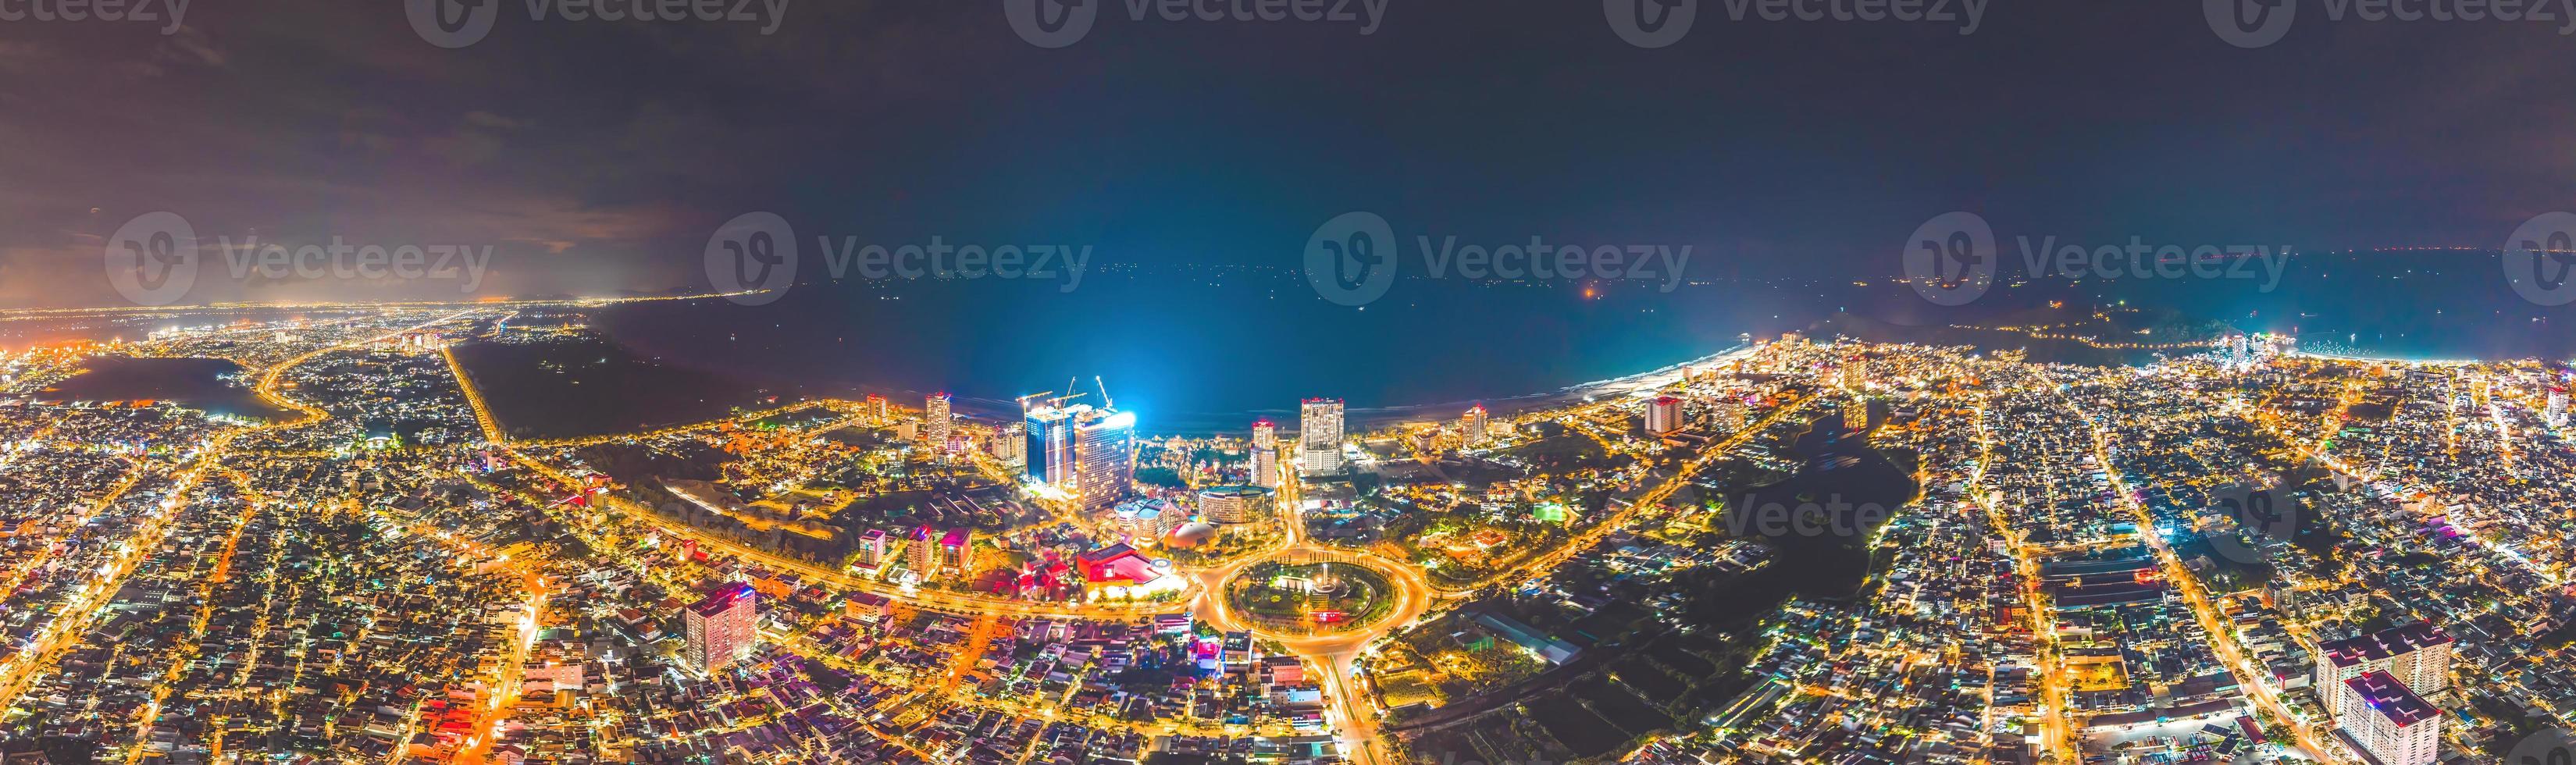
[1036,343,1761,438]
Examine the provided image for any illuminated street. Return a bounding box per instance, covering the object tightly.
[0,301,2564,765]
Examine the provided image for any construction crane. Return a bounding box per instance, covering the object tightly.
[1018,388,1086,412]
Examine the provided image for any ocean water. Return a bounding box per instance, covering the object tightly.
[586,270,1836,434]
[570,252,2574,436]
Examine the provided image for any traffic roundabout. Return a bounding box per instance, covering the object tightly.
[1223,555,1402,635]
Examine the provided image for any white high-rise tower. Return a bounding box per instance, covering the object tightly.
[925,392,953,449]
[1299,398,1345,475]
[1250,418,1280,488]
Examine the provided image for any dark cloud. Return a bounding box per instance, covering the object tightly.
[2,0,2574,308]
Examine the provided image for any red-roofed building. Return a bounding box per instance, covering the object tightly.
[1073,543,1181,598]
[1646,396,1683,435]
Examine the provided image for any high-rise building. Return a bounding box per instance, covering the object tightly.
[864,393,889,425]
[682,584,759,673]
[1299,398,1345,475]
[992,423,1027,468]
[1645,397,1683,435]
[1026,404,1078,486]
[1461,405,1490,445]
[940,528,972,572]
[2338,671,2441,765]
[1251,447,1278,487]
[2548,385,2568,429]
[1250,418,1281,486]
[1073,410,1137,511]
[907,526,938,578]
[1841,396,1869,432]
[1198,485,1275,525]
[2316,624,2453,717]
[1838,361,1864,390]
[925,392,952,449]
[858,528,891,569]
[1021,386,1135,509]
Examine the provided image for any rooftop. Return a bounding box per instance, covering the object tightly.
[2344,671,2439,727]
[2320,623,2453,669]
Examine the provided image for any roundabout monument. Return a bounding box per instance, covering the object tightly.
[1226,557,1402,635]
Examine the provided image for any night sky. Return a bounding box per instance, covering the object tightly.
[5,0,2575,309]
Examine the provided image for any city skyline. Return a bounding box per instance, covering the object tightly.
[10,1,2576,764]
